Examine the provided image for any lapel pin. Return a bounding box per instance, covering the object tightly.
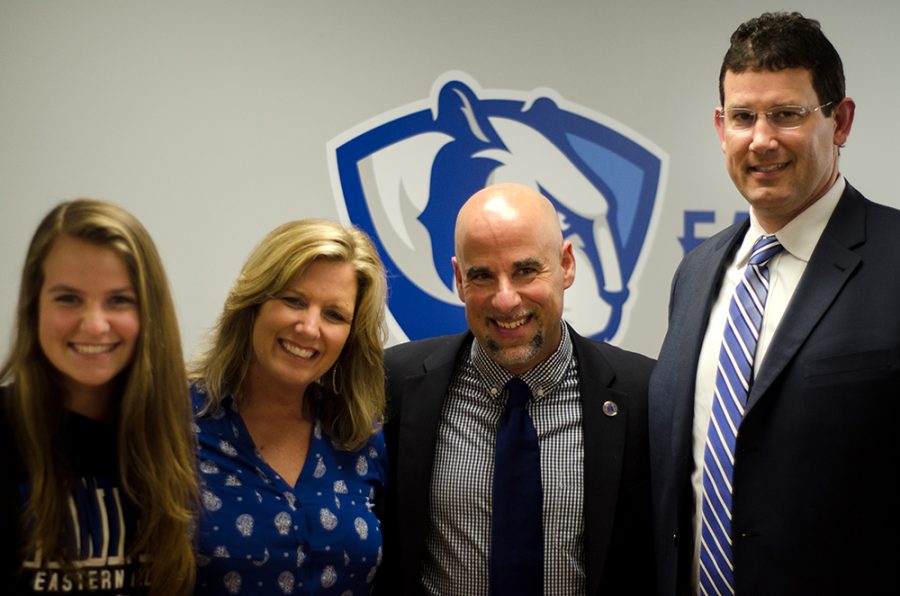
[602,400,619,417]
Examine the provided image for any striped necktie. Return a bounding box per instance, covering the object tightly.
[699,235,784,595]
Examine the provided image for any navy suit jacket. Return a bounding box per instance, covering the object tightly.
[649,183,900,595]
[376,326,655,595]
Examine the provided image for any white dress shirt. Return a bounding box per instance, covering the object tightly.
[689,176,846,586]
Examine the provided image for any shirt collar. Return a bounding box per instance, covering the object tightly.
[738,175,845,265]
[470,321,573,402]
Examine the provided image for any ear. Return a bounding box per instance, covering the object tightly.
[452,256,465,303]
[832,97,856,146]
[714,107,727,152]
[561,241,576,290]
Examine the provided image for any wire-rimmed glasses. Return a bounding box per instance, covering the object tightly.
[718,101,836,131]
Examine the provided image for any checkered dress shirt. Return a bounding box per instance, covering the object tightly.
[422,323,586,595]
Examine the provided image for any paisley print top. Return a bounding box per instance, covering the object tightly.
[191,386,386,595]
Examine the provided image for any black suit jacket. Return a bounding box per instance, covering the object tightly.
[649,183,900,595]
[376,325,655,595]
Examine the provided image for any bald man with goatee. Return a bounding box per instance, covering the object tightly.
[375,183,655,596]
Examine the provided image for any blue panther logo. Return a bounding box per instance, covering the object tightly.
[329,71,666,343]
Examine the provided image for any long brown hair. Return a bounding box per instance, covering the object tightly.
[0,199,198,595]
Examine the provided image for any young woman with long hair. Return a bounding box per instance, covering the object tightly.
[0,199,198,595]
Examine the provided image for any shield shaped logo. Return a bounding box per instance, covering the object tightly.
[329,71,666,343]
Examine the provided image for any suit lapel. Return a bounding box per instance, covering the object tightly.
[573,331,634,595]
[396,334,467,578]
[668,226,746,469]
[747,186,865,412]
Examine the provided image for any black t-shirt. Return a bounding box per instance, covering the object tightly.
[0,386,148,595]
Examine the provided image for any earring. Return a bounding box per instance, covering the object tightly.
[331,362,343,395]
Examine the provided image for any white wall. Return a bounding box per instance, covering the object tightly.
[2,0,898,361]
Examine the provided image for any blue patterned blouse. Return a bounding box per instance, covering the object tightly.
[191,386,386,595]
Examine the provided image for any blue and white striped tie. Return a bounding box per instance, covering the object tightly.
[700,235,783,595]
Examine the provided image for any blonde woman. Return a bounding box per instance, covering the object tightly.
[0,199,198,595]
[191,219,388,595]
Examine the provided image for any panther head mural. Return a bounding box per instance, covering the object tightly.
[329,72,666,344]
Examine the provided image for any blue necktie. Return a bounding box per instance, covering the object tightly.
[700,235,783,594]
[490,377,543,596]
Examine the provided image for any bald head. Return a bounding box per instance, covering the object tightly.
[454,183,563,255]
[451,182,575,374]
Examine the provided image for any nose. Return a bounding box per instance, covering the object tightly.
[294,309,321,338]
[492,277,522,312]
[748,117,779,153]
[80,305,111,335]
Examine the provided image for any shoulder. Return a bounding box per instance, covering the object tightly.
[0,385,13,434]
[360,427,387,479]
[660,220,745,311]
[385,333,467,359]
[340,423,386,458]
[0,387,22,461]
[851,186,900,227]
[383,334,468,426]
[680,219,745,269]
[190,383,235,443]
[190,382,231,419]
[823,183,900,257]
[835,181,897,214]
[384,333,469,376]
[190,383,207,415]
[0,386,26,580]
[321,423,388,487]
[571,330,655,377]
[570,331,655,407]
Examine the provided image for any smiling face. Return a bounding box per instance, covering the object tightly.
[248,259,357,398]
[38,235,140,416]
[714,68,855,232]
[453,185,575,375]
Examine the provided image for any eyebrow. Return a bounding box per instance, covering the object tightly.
[726,102,802,109]
[464,266,492,280]
[45,284,135,295]
[464,258,544,280]
[280,288,355,313]
[513,258,543,269]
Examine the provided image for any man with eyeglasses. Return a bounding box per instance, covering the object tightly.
[649,12,900,595]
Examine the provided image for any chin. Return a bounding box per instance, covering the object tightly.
[489,345,538,371]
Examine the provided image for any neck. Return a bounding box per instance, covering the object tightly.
[65,383,115,422]
[240,367,310,422]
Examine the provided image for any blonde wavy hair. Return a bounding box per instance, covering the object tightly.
[0,199,198,595]
[191,218,387,451]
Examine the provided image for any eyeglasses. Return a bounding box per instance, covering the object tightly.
[718,101,836,131]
